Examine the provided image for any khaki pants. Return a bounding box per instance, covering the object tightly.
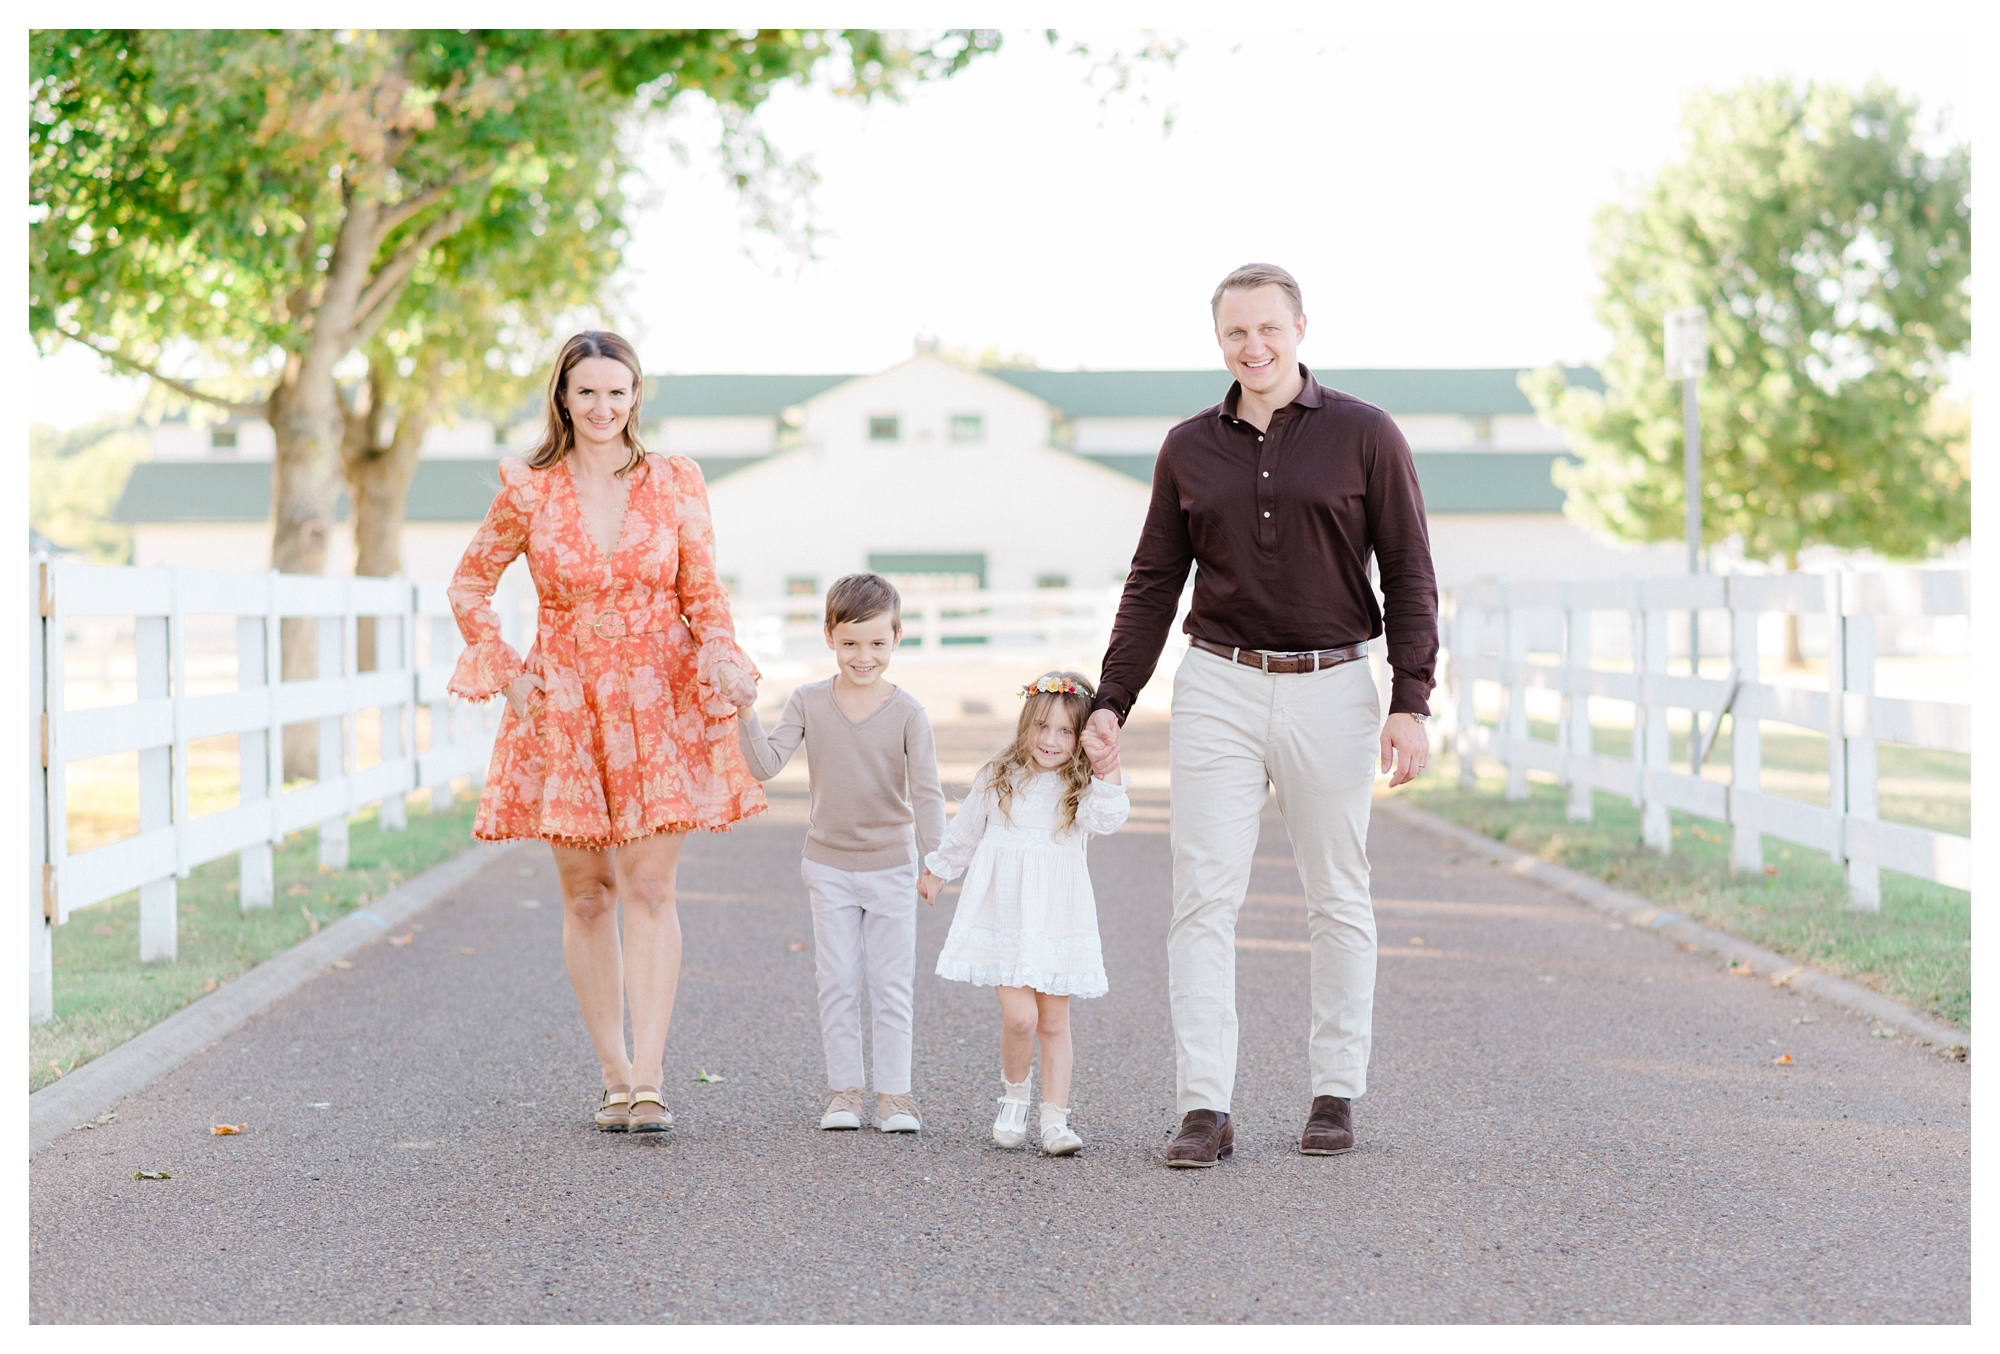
[1168,645,1381,1113]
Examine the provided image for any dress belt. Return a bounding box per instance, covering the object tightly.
[540,606,674,641]
[1187,637,1369,674]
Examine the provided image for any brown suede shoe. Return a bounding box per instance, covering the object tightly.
[1164,1110,1234,1169]
[1299,1095,1356,1155]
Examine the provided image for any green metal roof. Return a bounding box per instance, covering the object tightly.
[643,373,854,417]
[113,455,763,524]
[991,366,1602,418]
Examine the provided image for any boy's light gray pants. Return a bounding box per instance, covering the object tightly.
[800,858,919,1096]
[1167,645,1382,1114]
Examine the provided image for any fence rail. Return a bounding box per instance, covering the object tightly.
[1445,569,1971,911]
[730,585,1132,663]
[28,557,516,1023]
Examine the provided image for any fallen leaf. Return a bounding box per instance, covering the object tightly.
[330,960,353,970]
[1409,937,1426,945]
[134,1170,171,1180]
[317,863,331,874]
[1872,1027,1898,1039]
[1770,965,1805,988]
[1728,961,1754,976]
[459,947,476,955]
[1763,864,1779,878]
[72,1123,94,1132]
[787,940,807,952]
[300,904,319,935]
[1678,943,1699,952]
[389,933,414,946]
[1771,1054,1793,1065]
[211,1123,245,1135]
[694,1067,726,1083]
[47,1061,63,1080]
[287,883,309,897]
[97,1113,116,1125]
[203,977,217,991]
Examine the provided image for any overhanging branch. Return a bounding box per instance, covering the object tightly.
[74,337,269,418]
[350,209,465,343]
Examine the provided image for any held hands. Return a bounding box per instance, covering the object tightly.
[504,672,545,718]
[917,871,944,906]
[712,661,758,710]
[1082,708,1123,781]
[1379,711,1429,788]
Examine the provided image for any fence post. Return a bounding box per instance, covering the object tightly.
[135,607,177,963]
[1503,589,1528,802]
[30,559,54,1023]
[1823,573,1848,872]
[428,613,456,812]
[1638,601,1672,855]
[1564,599,1593,822]
[1726,581,1764,875]
[377,587,409,833]
[1454,603,1478,789]
[317,611,349,870]
[1840,580,1880,912]
[236,604,277,907]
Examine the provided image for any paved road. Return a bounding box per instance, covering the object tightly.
[31,719,1969,1323]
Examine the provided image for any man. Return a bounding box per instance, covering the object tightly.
[1080,262,1436,1168]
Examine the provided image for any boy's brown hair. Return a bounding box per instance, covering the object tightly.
[824,572,902,632]
[1211,262,1303,319]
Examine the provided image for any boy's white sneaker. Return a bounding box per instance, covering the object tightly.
[993,1076,1033,1148]
[820,1087,866,1130]
[1040,1104,1083,1156]
[877,1093,922,1133]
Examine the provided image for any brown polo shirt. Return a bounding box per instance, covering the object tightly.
[1094,365,1439,720]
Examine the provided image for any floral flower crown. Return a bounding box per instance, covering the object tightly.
[1019,675,1087,698]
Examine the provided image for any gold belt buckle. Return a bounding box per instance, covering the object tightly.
[585,613,622,639]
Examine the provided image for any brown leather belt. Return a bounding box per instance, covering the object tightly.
[1188,637,1369,674]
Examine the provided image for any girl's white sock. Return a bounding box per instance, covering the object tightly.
[1001,1075,1032,1103]
[1040,1102,1069,1130]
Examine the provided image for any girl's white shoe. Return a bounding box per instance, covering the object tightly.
[993,1076,1032,1148]
[1040,1104,1083,1156]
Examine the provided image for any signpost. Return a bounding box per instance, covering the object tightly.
[1664,306,1708,765]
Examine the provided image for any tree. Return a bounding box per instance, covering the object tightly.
[1527,78,1971,659]
[32,28,998,770]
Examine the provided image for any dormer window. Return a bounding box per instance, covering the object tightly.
[949,414,985,444]
[1470,416,1493,444]
[868,416,900,442]
[210,427,239,453]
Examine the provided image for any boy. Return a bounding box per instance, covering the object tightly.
[732,573,946,1133]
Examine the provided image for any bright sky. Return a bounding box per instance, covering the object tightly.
[28,16,1976,428]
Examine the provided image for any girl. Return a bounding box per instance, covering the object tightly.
[917,672,1129,1155]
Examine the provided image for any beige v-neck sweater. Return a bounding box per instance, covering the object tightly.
[736,678,947,872]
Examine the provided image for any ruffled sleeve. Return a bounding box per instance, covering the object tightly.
[668,455,761,720]
[445,459,533,700]
[1076,772,1132,837]
[924,766,995,882]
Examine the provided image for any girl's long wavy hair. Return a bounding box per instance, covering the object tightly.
[986,671,1097,832]
[526,331,648,477]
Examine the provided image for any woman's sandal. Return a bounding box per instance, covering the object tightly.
[627,1086,674,1133]
[595,1084,633,1132]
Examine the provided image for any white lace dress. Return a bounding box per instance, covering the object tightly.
[927,767,1130,998]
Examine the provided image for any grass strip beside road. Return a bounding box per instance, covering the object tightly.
[1392,762,1970,1029]
[30,788,483,1094]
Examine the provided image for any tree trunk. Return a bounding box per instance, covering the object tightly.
[1782,550,1805,668]
[344,373,433,672]
[269,195,386,780]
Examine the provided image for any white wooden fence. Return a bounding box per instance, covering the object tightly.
[731,585,1130,663]
[1446,569,1971,911]
[29,557,517,1023]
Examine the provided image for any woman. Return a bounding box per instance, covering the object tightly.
[447,330,765,1134]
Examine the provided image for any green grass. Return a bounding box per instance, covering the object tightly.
[30,787,482,1094]
[1396,758,1970,1031]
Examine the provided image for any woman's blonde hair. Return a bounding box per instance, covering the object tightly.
[526,331,648,477]
[986,670,1097,832]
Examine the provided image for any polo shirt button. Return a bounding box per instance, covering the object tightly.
[1257,436,1265,442]
[1263,511,1271,518]
[1262,471,1269,477]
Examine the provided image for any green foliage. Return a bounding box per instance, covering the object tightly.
[1527,79,1971,564]
[29,415,149,562]
[28,28,1002,424]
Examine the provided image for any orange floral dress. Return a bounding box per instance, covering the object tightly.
[446,453,766,847]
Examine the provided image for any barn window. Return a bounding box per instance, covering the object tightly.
[868,416,900,442]
[949,414,984,444]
